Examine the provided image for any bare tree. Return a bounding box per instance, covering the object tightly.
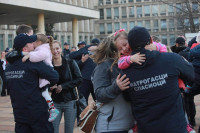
[159,0,199,33]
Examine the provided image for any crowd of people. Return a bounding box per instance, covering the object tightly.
[0,24,200,133]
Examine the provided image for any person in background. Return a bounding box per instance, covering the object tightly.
[6,33,59,133]
[77,41,86,50]
[0,51,7,96]
[16,24,33,35]
[70,46,77,52]
[51,40,82,133]
[69,38,100,104]
[63,42,70,57]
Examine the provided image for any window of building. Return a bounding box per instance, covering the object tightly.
[85,36,88,44]
[170,34,175,46]
[122,22,127,31]
[129,6,135,17]
[8,34,13,48]
[153,20,159,32]
[152,5,158,16]
[114,7,119,19]
[144,0,149,1]
[67,36,71,44]
[0,34,4,51]
[121,7,127,18]
[168,4,174,16]
[177,19,183,30]
[169,19,175,31]
[113,0,118,4]
[130,21,135,29]
[193,18,199,29]
[145,20,151,31]
[99,0,103,5]
[106,0,111,4]
[136,0,141,2]
[106,8,112,19]
[161,35,167,45]
[137,21,143,27]
[137,6,142,18]
[176,3,181,13]
[144,5,150,16]
[161,19,167,31]
[100,9,104,19]
[107,23,112,34]
[79,36,82,41]
[61,35,65,47]
[160,4,166,15]
[100,24,105,34]
[114,22,120,31]
[192,2,198,12]
[121,0,126,4]
[129,0,133,2]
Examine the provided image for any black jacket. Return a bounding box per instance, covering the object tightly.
[69,45,96,80]
[5,56,59,123]
[123,49,194,133]
[51,56,82,103]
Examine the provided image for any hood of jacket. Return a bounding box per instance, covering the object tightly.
[130,48,160,69]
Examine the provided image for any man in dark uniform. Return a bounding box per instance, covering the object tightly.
[62,42,70,57]
[5,33,59,133]
[123,27,194,133]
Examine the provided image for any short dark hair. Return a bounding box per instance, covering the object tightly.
[16,24,33,35]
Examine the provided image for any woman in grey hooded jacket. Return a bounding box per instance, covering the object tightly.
[91,35,134,133]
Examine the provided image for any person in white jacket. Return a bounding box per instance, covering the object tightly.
[22,33,59,122]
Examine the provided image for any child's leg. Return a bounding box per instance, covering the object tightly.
[42,88,54,110]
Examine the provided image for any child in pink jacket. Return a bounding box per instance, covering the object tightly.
[22,34,59,122]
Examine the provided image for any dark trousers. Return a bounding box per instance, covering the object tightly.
[15,113,54,133]
[78,79,96,104]
[184,94,196,125]
[1,71,8,96]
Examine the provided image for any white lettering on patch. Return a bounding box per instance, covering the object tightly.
[130,73,168,91]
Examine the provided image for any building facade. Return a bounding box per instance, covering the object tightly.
[0,0,99,52]
[94,0,200,46]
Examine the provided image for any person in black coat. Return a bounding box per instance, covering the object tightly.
[122,26,194,133]
[69,39,100,103]
[51,40,82,133]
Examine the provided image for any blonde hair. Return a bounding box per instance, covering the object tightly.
[91,34,120,69]
[113,30,128,43]
[36,34,54,49]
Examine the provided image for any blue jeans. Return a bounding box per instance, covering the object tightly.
[52,100,77,133]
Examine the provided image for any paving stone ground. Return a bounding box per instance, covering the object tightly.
[0,94,200,133]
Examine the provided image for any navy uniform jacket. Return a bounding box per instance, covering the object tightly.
[123,49,194,133]
[69,45,96,80]
[5,58,59,123]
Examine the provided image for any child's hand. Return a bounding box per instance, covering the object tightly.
[56,85,62,93]
[130,53,146,65]
[50,84,57,91]
[22,55,30,62]
[116,74,130,91]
